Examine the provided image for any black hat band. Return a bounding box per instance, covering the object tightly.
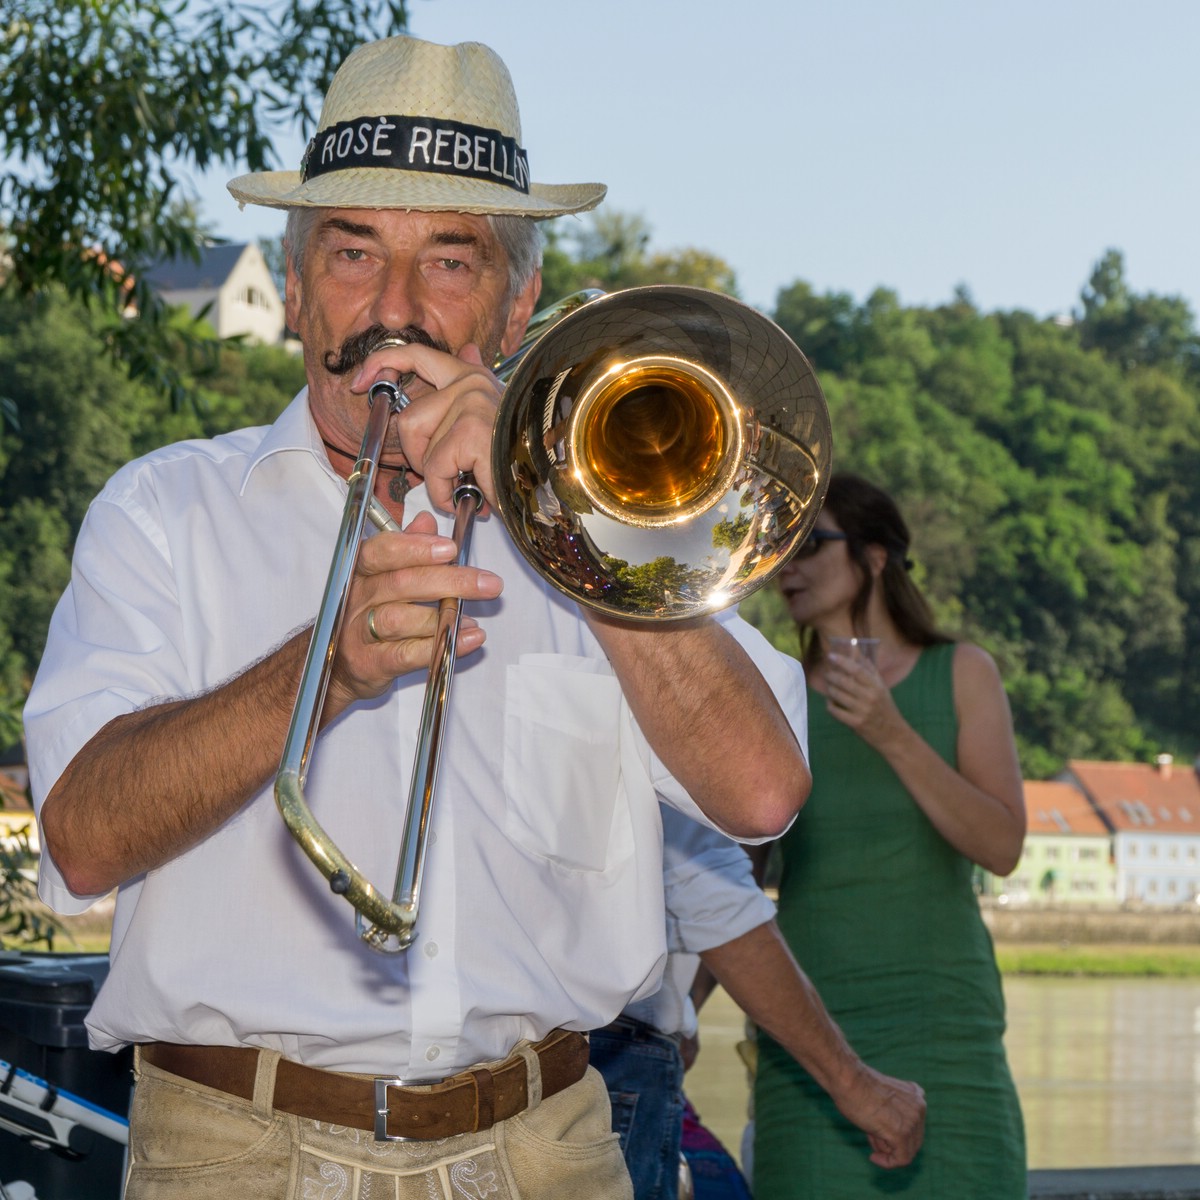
[302,114,530,194]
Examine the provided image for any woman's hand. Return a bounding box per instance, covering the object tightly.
[824,643,1026,875]
[823,652,906,751]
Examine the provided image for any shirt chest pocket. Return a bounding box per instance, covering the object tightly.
[503,656,634,873]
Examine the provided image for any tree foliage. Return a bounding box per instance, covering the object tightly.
[539,211,740,307]
[772,249,1200,777]
[0,0,406,408]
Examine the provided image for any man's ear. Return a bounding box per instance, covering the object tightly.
[500,268,542,358]
[284,259,302,334]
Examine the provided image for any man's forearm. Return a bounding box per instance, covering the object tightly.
[586,616,809,838]
[40,630,311,896]
[701,920,859,1095]
[702,919,927,1169]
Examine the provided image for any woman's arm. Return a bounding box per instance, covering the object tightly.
[823,643,1025,875]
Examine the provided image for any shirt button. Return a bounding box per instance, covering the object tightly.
[426,1046,441,1063]
[424,941,439,958]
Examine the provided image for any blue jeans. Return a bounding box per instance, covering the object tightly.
[590,1015,686,1200]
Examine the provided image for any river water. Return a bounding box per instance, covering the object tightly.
[686,977,1200,1172]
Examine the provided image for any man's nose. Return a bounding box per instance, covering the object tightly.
[371,261,424,332]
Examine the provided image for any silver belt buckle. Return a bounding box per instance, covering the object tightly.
[373,1076,412,1142]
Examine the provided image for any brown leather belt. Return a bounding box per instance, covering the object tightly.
[140,1028,589,1142]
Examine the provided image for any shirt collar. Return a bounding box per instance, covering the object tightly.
[239,388,342,496]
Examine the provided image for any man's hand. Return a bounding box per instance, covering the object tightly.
[351,342,502,513]
[831,1062,926,1169]
[324,510,503,717]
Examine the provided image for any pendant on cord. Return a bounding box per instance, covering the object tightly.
[388,471,413,504]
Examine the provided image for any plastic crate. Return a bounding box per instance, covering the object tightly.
[0,952,130,1200]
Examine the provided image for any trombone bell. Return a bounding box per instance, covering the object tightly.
[493,285,832,620]
[571,355,743,528]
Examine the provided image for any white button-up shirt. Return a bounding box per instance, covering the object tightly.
[25,393,807,1078]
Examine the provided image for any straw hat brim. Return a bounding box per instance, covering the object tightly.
[227,168,606,218]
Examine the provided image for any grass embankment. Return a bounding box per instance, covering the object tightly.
[995,942,1200,977]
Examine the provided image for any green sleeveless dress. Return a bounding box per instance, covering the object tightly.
[753,643,1026,1198]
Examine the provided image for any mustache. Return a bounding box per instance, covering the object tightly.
[322,324,450,376]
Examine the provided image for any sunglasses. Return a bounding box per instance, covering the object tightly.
[792,529,849,559]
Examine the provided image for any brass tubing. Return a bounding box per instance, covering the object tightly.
[356,471,482,952]
[275,380,413,937]
[274,295,603,953]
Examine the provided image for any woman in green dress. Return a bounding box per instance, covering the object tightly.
[753,473,1027,1198]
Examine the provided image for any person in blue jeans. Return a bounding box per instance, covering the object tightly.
[591,805,927,1200]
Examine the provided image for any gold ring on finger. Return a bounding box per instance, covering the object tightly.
[367,607,383,643]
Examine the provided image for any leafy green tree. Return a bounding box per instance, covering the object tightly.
[0,0,406,408]
[0,287,302,685]
[600,555,712,615]
[761,260,1200,777]
[1080,249,1200,375]
[712,515,752,553]
[772,280,862,375]
[539,211,740,307]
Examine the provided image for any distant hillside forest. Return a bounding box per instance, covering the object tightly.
[1,222,1196,779]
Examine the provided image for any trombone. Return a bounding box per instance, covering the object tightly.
[275,286,832,952]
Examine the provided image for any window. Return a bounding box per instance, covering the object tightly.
[238,286,271,310]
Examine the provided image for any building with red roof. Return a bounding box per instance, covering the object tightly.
[995,780,1115,905]
[1065,756,1200,906]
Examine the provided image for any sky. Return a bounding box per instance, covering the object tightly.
[196,0,1199,321]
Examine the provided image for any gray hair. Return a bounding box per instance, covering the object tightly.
[283,209,542,302]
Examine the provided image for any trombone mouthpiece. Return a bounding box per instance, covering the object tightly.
[368,378,412,410]
[368,335,411,353]
[365,334,416,409]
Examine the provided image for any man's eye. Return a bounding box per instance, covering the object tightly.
[338,248,367,262]
[439,258,466,271]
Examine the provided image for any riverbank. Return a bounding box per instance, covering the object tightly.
[981,901,1200,975]
[996,942,1200,976]
[982,899,1200,945]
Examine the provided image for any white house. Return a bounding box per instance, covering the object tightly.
[1067,758,1200,906]
[144,242,286,345]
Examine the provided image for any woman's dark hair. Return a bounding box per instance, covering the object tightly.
[798,472,951,668]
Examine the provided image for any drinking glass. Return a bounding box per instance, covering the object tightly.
[827,636,880,666]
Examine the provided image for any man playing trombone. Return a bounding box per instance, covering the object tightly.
[25,33,811,1200]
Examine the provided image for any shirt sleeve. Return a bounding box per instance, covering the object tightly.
[620,803,777,1035]
[24,479,188,913]
[660,804,777,956]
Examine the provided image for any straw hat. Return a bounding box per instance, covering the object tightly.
[228,36,606,218]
